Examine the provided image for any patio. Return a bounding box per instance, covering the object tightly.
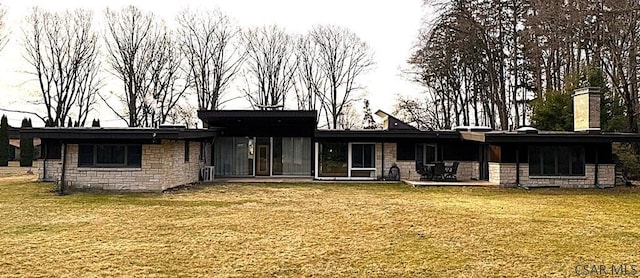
[403,179,499,187]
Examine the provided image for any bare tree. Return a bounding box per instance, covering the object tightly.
[23,8,101,127]
[104,5,187,127]
[393,95,438,130]
[293,35,323,111]
[176,8,244,110]
[305,25,374,129]
[241,25,297,110]
[0,6,8,52]
[144,29,190,127]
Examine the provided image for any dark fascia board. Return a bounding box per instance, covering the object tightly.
[20,127,219,141]
[461,131,640,143]
[315,129,459,140]
[198,110,317,120]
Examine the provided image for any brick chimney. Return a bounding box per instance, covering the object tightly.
[573,87,601,132]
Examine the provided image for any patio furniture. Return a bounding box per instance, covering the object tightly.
[431,162,445,181]
[444,161,459,181]
[416,162,432,181]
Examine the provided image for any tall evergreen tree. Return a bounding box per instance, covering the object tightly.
[0,115,9,166]
[19,118,34,167]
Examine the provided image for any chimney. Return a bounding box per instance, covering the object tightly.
[573,87,601,132]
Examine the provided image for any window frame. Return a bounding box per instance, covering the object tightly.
[78,144,142,168]
[528,145,585,176]
[349,143,376,170]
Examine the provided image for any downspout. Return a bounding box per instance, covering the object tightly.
[515,145,521,187]
[59,142,68,195]
[42,141,47,181]
[381,141,385,180]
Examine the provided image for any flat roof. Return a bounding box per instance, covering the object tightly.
[198,110,317,137]
[460,131,640,143]
[20,127,219,142]
[315,129,460,140]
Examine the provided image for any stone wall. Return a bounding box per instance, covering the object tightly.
[377,142,478,181]
[36,141,203,192]
[489,162,615,188]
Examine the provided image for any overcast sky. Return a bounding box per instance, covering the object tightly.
[0,0,428,127]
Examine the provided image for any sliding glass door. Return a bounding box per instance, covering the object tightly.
[214,137,254,176]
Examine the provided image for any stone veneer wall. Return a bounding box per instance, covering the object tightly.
[376,142,478,181]
[37,141,203,192]
[489,162,615,188]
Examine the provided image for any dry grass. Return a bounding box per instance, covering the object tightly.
[1,176,639,277]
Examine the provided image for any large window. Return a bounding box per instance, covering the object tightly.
[319,142,348,177]
[78,144,142,168]
[529,146,585,176]
[272,137,311,176]
[416,144,437,164]
[214,137,254,176]
[351,144,375,169]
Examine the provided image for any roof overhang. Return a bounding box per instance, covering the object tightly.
[315,129,460,141]
[198,110,317,137]
[460,131,640,143]
[20,127,219,143]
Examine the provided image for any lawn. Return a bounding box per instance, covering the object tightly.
[1,175,639,277]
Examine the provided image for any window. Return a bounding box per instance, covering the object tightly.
[184,141,190,162]
[319,142,348,177]
[214,137,254,176]
[199,142,206,161]
[529,146,584,176]
[396,142,414,161]
[415,144,437,164]
[78,144,142,168]
[42,141,62,159]
[351,144,375,169]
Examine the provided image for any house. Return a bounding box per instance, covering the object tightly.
[8,138,41,161]
[22,128,217,192]
[7,126,41,161]
[21,87,640,192]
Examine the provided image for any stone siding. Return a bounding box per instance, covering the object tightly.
[489,162,615,188]
[37,141,203,192]
[378,142,478,181]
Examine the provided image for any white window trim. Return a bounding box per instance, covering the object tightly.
[348,142,376,178]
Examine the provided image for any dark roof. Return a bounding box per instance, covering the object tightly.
[315,129,460,141]
[20,127,219,143]
[8,126,19,139]
[198,110,317,137]
[460,131,640,143]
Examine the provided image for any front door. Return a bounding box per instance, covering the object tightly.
[256,145,270,176]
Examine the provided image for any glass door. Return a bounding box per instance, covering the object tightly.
[256,145,270,176]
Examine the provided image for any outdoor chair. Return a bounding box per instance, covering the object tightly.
[444,161,460,181]
[431,162,445,181]
[416,162,431,181]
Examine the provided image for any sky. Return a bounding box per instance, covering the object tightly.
[0,0,428,127]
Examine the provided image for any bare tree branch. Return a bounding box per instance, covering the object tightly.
[241,25,297,110]
[176,8,244,111]
[22,7,101,127]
